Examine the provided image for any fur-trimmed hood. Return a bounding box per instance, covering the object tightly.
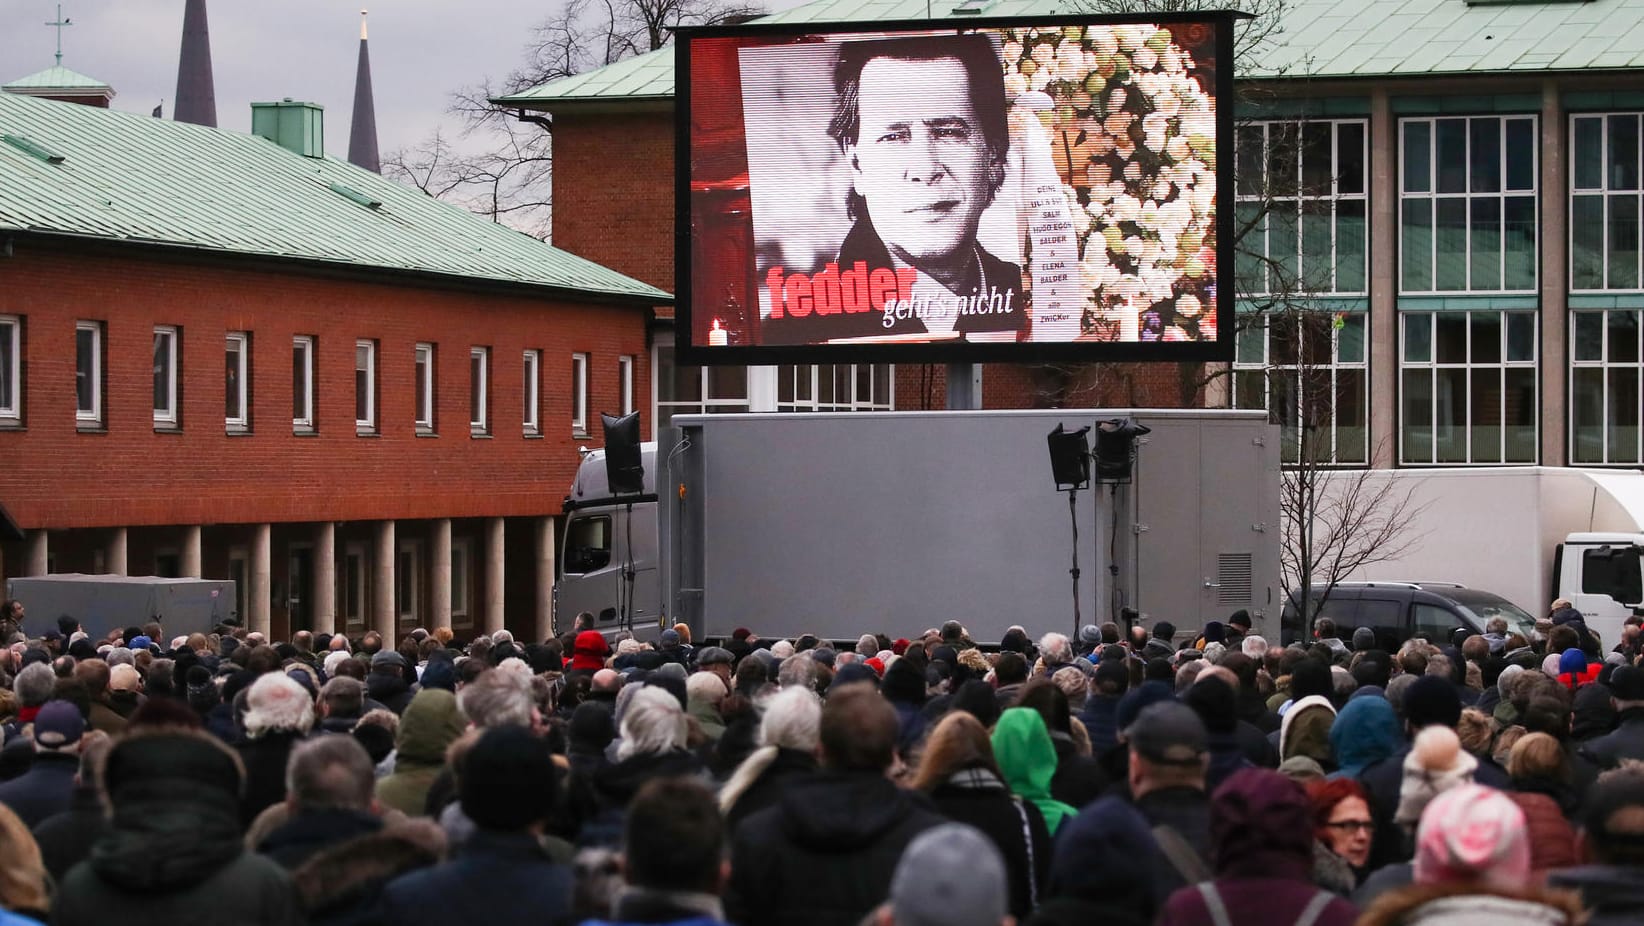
[1357,880,1586,926]
[292,822,445,919]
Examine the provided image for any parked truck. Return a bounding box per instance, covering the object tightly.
[555,409,1281,645]
[1329,467,1644,648]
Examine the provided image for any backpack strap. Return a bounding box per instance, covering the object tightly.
[1011,797,1038,909]
[1153,824,1212,885]
[1195,882,1234,926]
[1293,890,1335,926]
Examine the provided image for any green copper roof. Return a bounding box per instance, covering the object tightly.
[500,0,1644,106]
[0,92,668,303]
[2,65,112,91]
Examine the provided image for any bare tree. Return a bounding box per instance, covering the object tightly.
[384,0,761,237]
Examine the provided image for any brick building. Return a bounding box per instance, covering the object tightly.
[0,89,667,641]
[499,0,1644,476]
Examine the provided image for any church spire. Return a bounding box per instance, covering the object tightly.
[348,9,380,173]
[173,0,217,127]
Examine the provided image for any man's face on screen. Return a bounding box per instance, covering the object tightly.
[848,55,993,270]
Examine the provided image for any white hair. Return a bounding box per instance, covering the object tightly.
[616,686,688,760]
[686,670,728,705]
[106,647,134,667]
[720,687,822,815]
[1039,632,1073,665]
[242,672,315,739]
[491,629,515,646]
[323,650,353,677]
[170,636,189,651]
[1242,635,1269,659]
[856,634,879,657]
[457,666,535,728]
[770,640,795,659]
[616,638,644,656]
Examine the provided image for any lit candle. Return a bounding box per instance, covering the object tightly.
[709,318,728,347]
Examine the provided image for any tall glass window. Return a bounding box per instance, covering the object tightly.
[355,340,377,432]
[522,349,541,435]
[1400,116,1538,293]
[225,332,250,431]
[414,343,435,432]
[1571,309,1644,463]
[153,326,179,427]
[0,315,18,424]
[1401,311,1537,464]
[1235,120,1369,296]
[293,336,315,433]
[776,364,896,412]
[1571,113,1644,291]
[653,344,749,429]
[1233,311,1367,464]
[76,321,101,425]
[470,347,490,434]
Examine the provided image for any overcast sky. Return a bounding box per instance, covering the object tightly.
[0,0,549,157]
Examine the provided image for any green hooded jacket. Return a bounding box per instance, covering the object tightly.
[992,707,1078,835]
[375,688,466,817]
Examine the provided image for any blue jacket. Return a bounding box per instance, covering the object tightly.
[378,830,574,926]
[0,751,78,828]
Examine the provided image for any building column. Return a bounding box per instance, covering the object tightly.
[1369,88,1398,469]
[181,525,202,578]
[25,531,47,576]
[106,527,128,577]
[535,516,556,642]
[313,522,336,636]
[431,518,452,629]
[373,520,395,640]
[484,517,505,635]
[1540,79,1568,467]
[250,523,272,636]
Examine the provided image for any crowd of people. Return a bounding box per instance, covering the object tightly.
[0,595,1640,925]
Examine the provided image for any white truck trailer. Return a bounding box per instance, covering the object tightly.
[555,409,1281,644]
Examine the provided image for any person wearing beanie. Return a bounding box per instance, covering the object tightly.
[1580,664,1644,769]
[1557,647,1601,691]
[1036,796,1162,926]
[53,729,303,926]
[570,630,611,674]
[869,823,1012,926]
[1549,766,1644,925]
[378,727,573,926]
[1358,784,1583,926]
[1352,626,1378,652]
[1224,610,1252,649]
[1156,769,1357,926]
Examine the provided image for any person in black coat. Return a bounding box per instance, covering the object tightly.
[0,700,84,827]
[235,673,316,828]
[31,735,111,887]
[913,711,1051,921]
[256,735,385,870]
[726,685,946,926]
[719,687,822,835]
[377,726,576,926]
[1581,665,1644,770]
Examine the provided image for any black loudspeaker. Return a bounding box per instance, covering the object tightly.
[1094,418,1150,483]
[1047,424,1091,491]
[602,412,645,495]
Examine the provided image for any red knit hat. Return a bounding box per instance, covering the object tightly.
[864,657,886,678]
[891,638,911,656]
[570,630,609,672]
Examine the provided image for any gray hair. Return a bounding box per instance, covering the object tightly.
[686,671,727,706]
[856,634,879,657]
[491,629,515,647]
[242,672,316,738]
[777,654,821,691]
[456,668,534,729]
[759,687,822,751]
[616,686,688,760]
[1039,632,1073,666]
[105,647,134,667]
[1242,635,1269,659]
[13,663,55,707]
[285,734,376,812]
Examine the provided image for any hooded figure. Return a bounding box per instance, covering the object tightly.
[375,689,466,817]
[1156,769,1357,926]
[1330,696,1402,780]
[53,729,303,926]
[1037,796,1163,926]
[1280,695,1338,768]
[570,631,611,673]
[992,708,1077,836]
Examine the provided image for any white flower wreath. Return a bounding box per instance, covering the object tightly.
[1002,24,1218,342]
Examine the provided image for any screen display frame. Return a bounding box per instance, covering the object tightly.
[676,12,1240,366]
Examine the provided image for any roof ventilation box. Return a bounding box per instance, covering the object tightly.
[251,99,324,158]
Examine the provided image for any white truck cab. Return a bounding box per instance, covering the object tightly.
[1555,532,1644,647]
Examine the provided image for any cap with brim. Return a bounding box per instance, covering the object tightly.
[696,646,733,666]
[1124,700,1207,765]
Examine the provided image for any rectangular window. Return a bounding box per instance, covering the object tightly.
[1401,310,1538,464]
[1232,310,1368,465]
[1400,116,1538,293]
[355,340,377,432]
[153,326,179,427]
[342,542,366,627]
[0,315,17,424]
[776,363,897,413]
[522,349,541,434]
[470,347,490,434]
[75,321,102,425]
[619,355,635,416]
[414,343,435,433]
[451,537,472,624]
[225,332,249,431]
[1570,308,1644,463]
[1571,113,1644,291]
[1234,120,1369,295]
[654,343,755,428]
[572,352,589,434]
[396,540,421,623]
[293,336,315,432]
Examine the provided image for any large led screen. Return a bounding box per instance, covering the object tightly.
[677,14,1235,364]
